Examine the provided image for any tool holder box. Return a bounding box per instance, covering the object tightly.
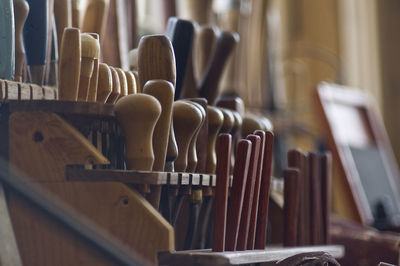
[0,80,343,265]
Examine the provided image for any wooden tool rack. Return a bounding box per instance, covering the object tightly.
[0,99,344,265]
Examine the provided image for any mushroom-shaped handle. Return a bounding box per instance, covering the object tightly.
[96,63,112,103]
[206,106,224,174]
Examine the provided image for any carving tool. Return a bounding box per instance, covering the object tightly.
[124,71,137,95]
[254,131,274,249]
[13,0,29,82]
[237,134,261,250]
[81,0,109,36]
[320,152,332,244]
[212,133,231,252]
[96,63,112,103]
[143,80,174,209]
[114,94,161,194]
[71,0,81,28]
[77,33,100,101]
[23,0,48,85]
[115,68,128,99]
[197,106,224,249]
[308,152,323,245]
[247,130,266,250]
[58,27,81,101]
[170,101,203,226]
[198,31,239,105]
[106,67,121,103]
[165,17,195,100]
[87,33,100,102]
[54,0,71,52]
[194,25,218,84]
[287,149,309,245]
[283,168,300,247]
[225,139,252,251]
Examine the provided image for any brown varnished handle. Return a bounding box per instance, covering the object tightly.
[283,168,300,247]
[198,31,239,105]
[320,152,332,244]
[77,33,100,101]
[13,0,29,81]
[225,139,252,251]
[58,27,81,101]
[308,152,323,245]
[194,25,218,84]
[212,133,232,252]
[241,114,265,138]
[237,134,261,250]
[185,101,205,172]
[95,63,112,103]
[247,130,266,250]
[255,131,274,249]
[114,93,161,170]
[219,107,235,134]
[106,66,120,103]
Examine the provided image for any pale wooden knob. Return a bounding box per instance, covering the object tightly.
[138,34,176,90]
[114,94,161,171]
[186,101,205,172]
[96,63,112,103]
[206,106,224,174]
[87,33,100,102]
[77,33,100,101]
[106,66,120,103]
[58,27,81,101]
[13,0,29,81]
[125,71,137,95]
[219,107,235,134]
[143,80,174,172]
[116,68,128,100]
[241,114,265,138]
[173,101,203,172]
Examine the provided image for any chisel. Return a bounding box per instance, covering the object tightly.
[96,63,112,103]
[77,33,100,101]
[23,0,48,85]
[13,0,29,82]
[225,139,252,251]
[212,133,231,252]
[58,27,81,101]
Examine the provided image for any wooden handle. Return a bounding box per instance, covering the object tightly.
[205,106,224,174]
[115,68,128,99]
[125,71,137,95]
[247,130,266,250]
[176,0,212,25]
[219,108,235,134]
[173,101,203,172]
[132,70,140,92]
[308,152,323,245]
[138,35,176,90]
[13,0,29,81]
[71,0,81,28]
[87,33,100,102]
[241,114,265,137]
[24,0,48,85]
[185,101,206,172]
[237,134,261,250]
[129,48,138,71]
[58,27,81,101]
[194,25,218,84]
[95,63,112,103]
[114,93,161,170]
[180,27,198,99]
[198,31,239,105]
[255,131,274,249]
[212,133,232,252]
[165,17,195,100]
[77,33,100,101]
[81,0,108,36]
[54,0,71,53]
[106,66,120,103]
[320,152,332,245]
[283,168,300,247]
[225,139,252,251]
[0,0,15,80]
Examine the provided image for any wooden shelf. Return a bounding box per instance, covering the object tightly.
[158,245,344,265]
[66,166,284,191]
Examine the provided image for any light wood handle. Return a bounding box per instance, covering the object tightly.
[206,106,224,174]
[77,33,100,101]
[115,68,128,99]
[132,70,140,93]
[114,93,161,170]
[106,66,120,103]
[95,63,112,103]
[54,0,71,53]
[173,101,203,172]
[58,27,81,101]
[129,48,138,71]
[71,0,81,28]
[81,0,108,36]
[176,0,212,25]
[13,0,29,81]
[125,71,137,95]
[138,35,176,90]
[87,33,100,102]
